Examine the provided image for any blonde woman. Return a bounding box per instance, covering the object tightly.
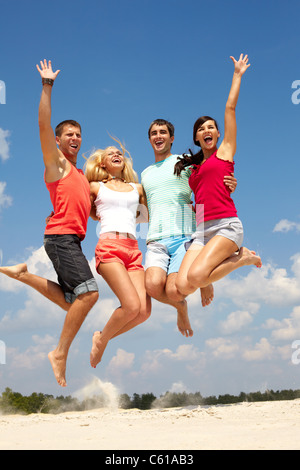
[84,140,151,368]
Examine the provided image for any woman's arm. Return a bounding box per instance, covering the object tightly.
[218,54,250,161]
[136,184,149,223]
[89,182,100,221]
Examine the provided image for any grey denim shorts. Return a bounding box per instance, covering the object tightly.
[44,234,98,304]
[190,217,244,250]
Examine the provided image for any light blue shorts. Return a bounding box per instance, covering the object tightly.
[190,217,244,249]
[145,236,191,275]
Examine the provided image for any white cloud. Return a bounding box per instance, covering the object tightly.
[205,337,240,359]
[273,219,300,233]
[8,334,56,370]
[169,381,189,393]
[0,129,10,162]
[269,306,300,341]
[242,338,275,362]
[219,309,255,335]
[0,246,113,332]
[83,297,119,332]
[205,336,278,363]
[171,344,201,361]
[138,344,203,376]
[217,256,300,308]
[0,181,12,210]
[107,348,135,375]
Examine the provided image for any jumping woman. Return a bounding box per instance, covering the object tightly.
[174,54,262,297]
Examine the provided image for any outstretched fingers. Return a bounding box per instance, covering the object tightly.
[36,59,61,80]
[230,53,251,75]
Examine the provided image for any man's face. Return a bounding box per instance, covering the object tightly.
[149,124,174,155]
[56,125,82,157]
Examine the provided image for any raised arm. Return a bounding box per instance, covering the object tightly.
[219,54,250,161]
[36,60,61,170]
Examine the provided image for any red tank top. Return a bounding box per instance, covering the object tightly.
[189,151,237,225]
[44,164,91,240]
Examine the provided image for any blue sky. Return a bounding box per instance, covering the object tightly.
[1,0,300,400]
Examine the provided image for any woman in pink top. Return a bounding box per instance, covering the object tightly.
[175,54,262,297]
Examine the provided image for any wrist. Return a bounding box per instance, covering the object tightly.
[42,78,54,86]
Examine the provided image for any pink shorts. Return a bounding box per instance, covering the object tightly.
[95,235,144,273]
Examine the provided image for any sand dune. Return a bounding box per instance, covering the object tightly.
[1,399,300,450]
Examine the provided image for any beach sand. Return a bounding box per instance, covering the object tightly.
[0,399,300,450]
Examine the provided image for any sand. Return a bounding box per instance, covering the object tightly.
[0,399,300,450]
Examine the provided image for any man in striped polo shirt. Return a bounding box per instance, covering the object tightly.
[141,119,236,337]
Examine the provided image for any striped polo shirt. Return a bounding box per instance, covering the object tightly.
[141,154,196,243]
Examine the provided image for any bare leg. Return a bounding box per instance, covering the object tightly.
[90,264,150,368]
[110,270,151,337]
[176,248,215,303]
[0,264,99,386]
[0,263,69,310]
[49,290,99,386]
[165,273,193,337]
[145,267,193,337]
[186,237,262,294]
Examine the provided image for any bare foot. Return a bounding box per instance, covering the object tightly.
[200,284,214,307]
[0,263,28,279]
[48,350,67,387]
[177,300,193,337]
[239,247,262,268]
[90,331,108,368]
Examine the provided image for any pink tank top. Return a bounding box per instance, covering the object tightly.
[189,151,237,225]
[44,164,91,240]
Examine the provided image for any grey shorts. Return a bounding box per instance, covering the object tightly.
[190,217,244,250]
[145,236,191,275]
[44,234,99,304]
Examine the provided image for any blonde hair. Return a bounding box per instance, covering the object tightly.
[84,136,139,183]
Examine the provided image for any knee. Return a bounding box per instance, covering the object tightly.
[84,290,99,307]
[91,290,100,303]
[187,267,207,288]
[175,277,190,297]
[165,282,185,302]
[145,275,165,299]
[123,302,141,322]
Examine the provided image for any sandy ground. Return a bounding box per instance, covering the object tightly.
[1,399,300,450]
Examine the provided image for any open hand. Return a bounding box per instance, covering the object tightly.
[36,59,60,81]
[224,172,237,193]
[230,53,250,76]
[45,211,54,225]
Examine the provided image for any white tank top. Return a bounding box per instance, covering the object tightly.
[94,182,139,237]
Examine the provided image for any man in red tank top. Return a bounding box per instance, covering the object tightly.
[0,60,99,387]
[39,60,99,387]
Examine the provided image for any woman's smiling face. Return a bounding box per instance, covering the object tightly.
[195,120,220,150]
[102,147,125,171]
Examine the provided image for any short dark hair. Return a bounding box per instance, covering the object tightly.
[55,120,82,137]
[148,119,175,139]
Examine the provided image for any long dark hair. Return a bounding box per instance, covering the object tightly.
[174,116,219,177]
